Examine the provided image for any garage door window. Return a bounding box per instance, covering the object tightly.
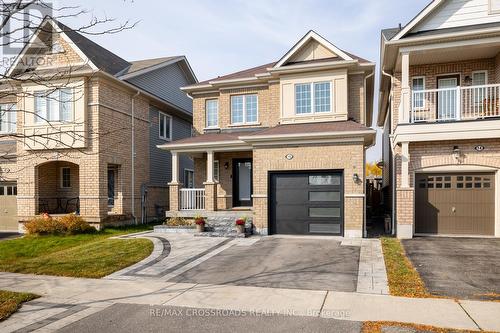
[309,191,340,202]
[309,175,340,186]
[309,207,341,218]
[0,184,17,196]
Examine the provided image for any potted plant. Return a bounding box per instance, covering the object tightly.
[194,214,206,233]
[235,216,247,234]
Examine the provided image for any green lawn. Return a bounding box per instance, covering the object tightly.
[0,290,39,321]
[0,224,156,278]
[380,237,431,298]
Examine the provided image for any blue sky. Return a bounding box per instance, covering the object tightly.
[63,0,429,161]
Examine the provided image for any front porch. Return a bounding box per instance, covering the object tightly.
[169,149,254,213]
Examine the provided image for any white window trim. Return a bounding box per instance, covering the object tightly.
[33,88,74,124]
[0,104,16,134]
[214,160,220,182]
[294,81,333,116]
[60,167,71,189]
[158,111,172,141]
[230,94,259,125]
[411,76,426,110]
[205,99,219,128]
[472,70,488,85]
[489,0,500,14]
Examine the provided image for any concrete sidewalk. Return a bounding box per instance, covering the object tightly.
[0,272,499,332]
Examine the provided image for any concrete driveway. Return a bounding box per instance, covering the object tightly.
[169,237,360,292]
[403,237,500,301]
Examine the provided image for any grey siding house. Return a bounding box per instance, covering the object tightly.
[118,57,197,211]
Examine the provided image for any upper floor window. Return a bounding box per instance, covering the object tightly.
[472,71,487,86]
[295,82,332,115]
[159,111,172,140]
[412,77,425,109]
[231,94,258,125]
[34,88,74,123]
[490,0,500,13]
[0,104,16,133]
[206,99,219,128]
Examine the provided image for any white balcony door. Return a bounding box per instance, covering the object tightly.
[437,76,459,120]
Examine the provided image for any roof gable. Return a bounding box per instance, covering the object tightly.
[273,30,353,68]
[7,16,131,77]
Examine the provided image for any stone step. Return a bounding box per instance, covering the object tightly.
[194,231,249,238]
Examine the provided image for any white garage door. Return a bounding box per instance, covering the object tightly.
[0,182,18,231]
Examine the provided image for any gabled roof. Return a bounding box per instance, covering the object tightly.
[391,0,444,41]
[186,30,373,89]
[55,20,131,75]
[273,30,354,68]
[119,56,179,76]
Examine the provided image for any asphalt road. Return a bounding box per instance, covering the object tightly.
[58,303,363,333]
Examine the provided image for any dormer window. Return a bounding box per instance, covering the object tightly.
[295,81,332,115]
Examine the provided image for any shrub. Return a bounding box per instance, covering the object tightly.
[24,214,95,236]
[165,215,192,227]
[24,216,66,235]
[58,214,96,234]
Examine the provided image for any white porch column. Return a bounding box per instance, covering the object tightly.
[171,151,179,183]
[401,142,410,188]
[206,150,214,183]
[400,51,411,124]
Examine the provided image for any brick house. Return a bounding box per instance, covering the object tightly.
[379,0,500,238]
[0,17,196,231]
[160,31,376,237]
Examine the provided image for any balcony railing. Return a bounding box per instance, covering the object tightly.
[179,188,205,210]
[410,84,500,123]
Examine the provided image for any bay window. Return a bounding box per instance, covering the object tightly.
[0,104,16,133]
[295,81,332,115]
[231,94,258,124]
[34,88,74,123]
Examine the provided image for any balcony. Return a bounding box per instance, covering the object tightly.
[410,84,500,123]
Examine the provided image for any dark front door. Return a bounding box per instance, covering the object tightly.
[269,171,344,236]
[233,159,252,207]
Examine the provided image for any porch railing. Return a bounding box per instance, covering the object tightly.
[410,83,500,123]
[179,188,205,210]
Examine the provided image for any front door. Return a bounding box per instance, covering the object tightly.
[232,159,252,207]
[437,75,459,120]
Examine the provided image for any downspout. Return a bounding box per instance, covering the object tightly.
[382,68,396,235]
[131,91,140,224]
[363,70,374,238]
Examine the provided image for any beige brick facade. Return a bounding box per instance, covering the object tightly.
[389,59,500,238]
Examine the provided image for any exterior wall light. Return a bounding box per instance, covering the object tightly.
[353,173,360,183]
[453,146,461,161]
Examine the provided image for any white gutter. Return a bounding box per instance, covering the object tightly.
[239,129,376,142]
[157,140,249,150]
[131,90,140,224]
[386,26,500,46]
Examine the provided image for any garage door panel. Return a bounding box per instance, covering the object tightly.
[0,182,18,231]
[416,173,494,236]
[270,171,344,236]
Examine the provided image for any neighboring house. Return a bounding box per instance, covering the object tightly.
[160,31,376,237]
[379,0,500,239]
[0,17,196,231]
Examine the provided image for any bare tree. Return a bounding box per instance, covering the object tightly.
[0,0,138,180]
